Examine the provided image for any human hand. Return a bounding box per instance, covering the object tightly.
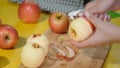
[68,11,120,48]
[85,0,120,14]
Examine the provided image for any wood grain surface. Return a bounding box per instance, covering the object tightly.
[20,29,110,68]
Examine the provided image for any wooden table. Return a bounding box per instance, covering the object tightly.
[0,0,120,68]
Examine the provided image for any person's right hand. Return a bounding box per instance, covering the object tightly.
[85,0,120,14]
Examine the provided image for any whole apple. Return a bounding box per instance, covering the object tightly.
[68,17,95,41]
[18,0,40,23]
[0,24,19,49]
[48,12,70,34]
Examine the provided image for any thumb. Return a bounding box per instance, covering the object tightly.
[84,11,100,27]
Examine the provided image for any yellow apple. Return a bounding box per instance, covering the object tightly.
[27,34,50,55]
[68,17,94,41]
[21,43,46,68]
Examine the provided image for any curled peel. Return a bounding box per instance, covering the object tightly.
[47,42,77,61]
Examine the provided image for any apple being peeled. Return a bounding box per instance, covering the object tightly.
[49,12,70,34]
[0,24,19,49]
[68,17,95,41]
[18,0,40,23]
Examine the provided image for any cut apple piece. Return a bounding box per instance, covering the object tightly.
[68,17,94,41]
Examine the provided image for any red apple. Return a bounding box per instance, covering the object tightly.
[48,12,70,34]
[0,24,19,49]
[18,0,40,23]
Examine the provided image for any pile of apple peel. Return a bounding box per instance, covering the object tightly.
[21,34,50,68]
[47,42,79,61]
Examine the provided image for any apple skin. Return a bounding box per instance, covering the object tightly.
[18,1,40,23]
[48,12,70,34]
[68,17,95,41]
[0,24,19,49]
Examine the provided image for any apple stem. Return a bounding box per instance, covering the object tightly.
[5,36,10,40]
[33,34,41,37]
[32,43,40,48]
[57,14,62,19]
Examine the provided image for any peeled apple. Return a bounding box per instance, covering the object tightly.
[21,43,46,68]
[68,17,94,41]
[27,34,50,55]
[21,34,50,67]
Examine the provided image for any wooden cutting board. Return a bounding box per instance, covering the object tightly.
[20,29,111,68]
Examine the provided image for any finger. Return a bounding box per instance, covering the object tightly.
[94,14,99,18]
[77,11,84,17]
[84,11,101,27]
[64,38,87,48]
[70,40,90,48]
[98,14,104,21]
[107,15,111,21]
[103,13,107,22]
[106,15,110,22]
[85,1,96,12]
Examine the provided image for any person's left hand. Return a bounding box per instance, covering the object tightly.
[67,11,119,48]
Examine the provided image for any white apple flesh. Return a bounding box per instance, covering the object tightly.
[68,17,94,41]
[27,34,50,55]
[21,43,46,68]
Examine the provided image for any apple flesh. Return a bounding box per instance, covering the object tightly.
[48,12,70,34]
[68,17,94,41]
[21,43,46,68]
[21,34,50,67]
[26,34,50,55]
[0,24,19,49]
